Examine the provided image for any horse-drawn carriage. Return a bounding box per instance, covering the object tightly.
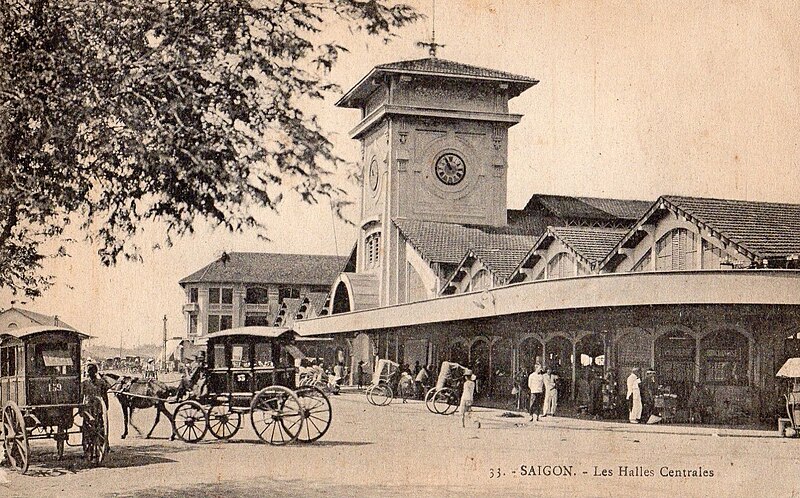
[365,359,399,406]
[1,326,108,473]
[170,327,332,445]
[424,361,465,415]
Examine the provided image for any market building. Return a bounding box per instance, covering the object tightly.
[292,56,800,423]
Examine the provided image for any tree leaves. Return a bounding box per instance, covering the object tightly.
[0,0,420,296]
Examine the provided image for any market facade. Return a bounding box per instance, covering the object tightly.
[287,56,800,424]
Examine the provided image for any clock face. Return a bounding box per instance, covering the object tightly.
[434,153,466,186]
[368,159,379,191]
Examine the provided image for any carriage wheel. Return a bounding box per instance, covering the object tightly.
[295,386,332,443]
[365,385,376,405]
[172,400,209,443]
[250,386,303,445]
[367,384,392,406]
[433,388,459,415]
[81,396,109,465]
[2,401,29,474]
[208,405,241,440]
[424,388,437,413]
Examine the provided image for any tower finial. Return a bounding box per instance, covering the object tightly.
[416,0,444,57]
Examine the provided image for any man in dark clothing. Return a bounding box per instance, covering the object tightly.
[357,360,365,389]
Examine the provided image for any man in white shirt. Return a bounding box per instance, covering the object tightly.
[626,367,642,423]
[528,366,545,422]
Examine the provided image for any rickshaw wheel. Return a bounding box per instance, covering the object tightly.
[433,388,459,415]
[250,386,303,445]
[208,405,241,440]
[2,401,29,474]
[81,396,109,465]
[295,386,332,443]
[370,384,393,406]
[365,384,377,405]
[424,388,437,413]
[172,400,209,443]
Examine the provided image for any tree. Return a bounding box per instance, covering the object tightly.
[0,0,420,296]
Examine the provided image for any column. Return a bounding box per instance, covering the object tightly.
[571,340,577,401]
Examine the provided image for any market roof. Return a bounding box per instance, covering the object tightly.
[393,218,538,264]
[179,252,349,286]
[336,57,539,108]
[547,226,629,264]
[661,195,800,259]
[441,246,532,293]
[523,194,652,221]
[1,307,76,330]
[0,325,90,341]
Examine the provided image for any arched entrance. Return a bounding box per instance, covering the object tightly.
[655,330,696,407]
[448,339,469,366]
[546,335,573,400]
[332,281,351,314]
[491,337,513,399]
[575,333,605,410]
[470,338,490,399]
[519,337,543,373]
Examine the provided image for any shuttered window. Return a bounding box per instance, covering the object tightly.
[632,249,652,272]
[364,232,381,269]
[547,252,576,279]
[656,229,697,271]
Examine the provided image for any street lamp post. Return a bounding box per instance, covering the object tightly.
[163,315,168,373]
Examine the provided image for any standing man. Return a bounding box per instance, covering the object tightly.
[460,369,479,428]
[415,364,429,399]
[528,365,545,422]
[357,360,365,389]
[626,367,642,423]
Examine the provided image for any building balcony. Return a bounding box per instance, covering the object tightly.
[244,303,272,313]
[182,303,199,313]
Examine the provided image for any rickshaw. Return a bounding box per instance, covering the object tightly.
[365,359,398,406]
[424,361,466,415]
[776,357,800,437]
[1,326,108,473]
[171,326,332,445]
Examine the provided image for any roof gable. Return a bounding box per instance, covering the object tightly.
[0,307,76,330]
[179,252,349,286]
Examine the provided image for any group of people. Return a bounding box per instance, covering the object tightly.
[625,367,662,423]
[527,364,560,421]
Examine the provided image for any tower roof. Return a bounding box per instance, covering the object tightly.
[336,57,539,108]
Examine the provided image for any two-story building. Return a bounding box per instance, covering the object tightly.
[179,252,349,344]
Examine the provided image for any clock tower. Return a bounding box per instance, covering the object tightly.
[335,57,538,306]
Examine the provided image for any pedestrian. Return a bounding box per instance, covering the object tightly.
[460,369,480,428]
[528,365,545,421]
[640,368,657,422]
[415,364,429,399]
[357,360,365,389]
[144,358,156,380]
[542,367,559,417]
[626,367,642,423]
[81,363,110,408]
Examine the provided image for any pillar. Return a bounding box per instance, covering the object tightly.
[571,340,577,401]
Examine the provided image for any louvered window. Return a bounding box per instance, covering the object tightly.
[656,229,697,271]
[364,232,381,269]
[701,239,726,269]
[546,252,576,279]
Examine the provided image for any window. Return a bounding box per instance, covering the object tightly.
[470,269,493,291]
[701,331,748,386]
[702,239,726,269]
[208,315,233,334]
[254,343,273,367]
[656,229,697,271]
[189,315,198,337]
[189,287,198,303]
[245,287,269,304]
[278,287,300,303]
[209,287,220,304]
[245,313,270,326]
[547,253,575,279]
[632,250,652,272]
[212,344,227,369]
[221,288,233,305]
[364,232,381,269]
[31,343,77,376]
[231,344,250,368]
[1,347,16,377]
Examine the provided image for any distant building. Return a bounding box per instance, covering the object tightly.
[178,252,349,344]
[0,307,75,331]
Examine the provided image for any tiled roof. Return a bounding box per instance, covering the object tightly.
[549,227,629,264]
[662,195,800,258]
[179,252,349,286]
[525,194,652,221]
[3,307,76,330]
[470,247,532,282]
[375,58,539,84]
[393,218,538,264]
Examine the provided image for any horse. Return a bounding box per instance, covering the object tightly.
[103,373,178,440]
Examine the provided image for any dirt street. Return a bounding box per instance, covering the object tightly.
[3,391,800,497]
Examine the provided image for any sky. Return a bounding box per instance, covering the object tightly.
[5,0,800,346]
